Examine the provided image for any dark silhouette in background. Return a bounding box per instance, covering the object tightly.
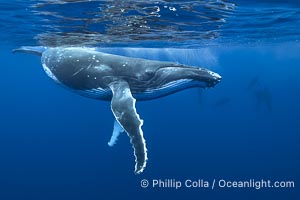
[254,86,272,112]
[247,75,260,91]
[213,97,231,107]
[247,76,272,112]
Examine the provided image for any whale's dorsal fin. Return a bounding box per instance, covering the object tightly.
[109,80,148,174]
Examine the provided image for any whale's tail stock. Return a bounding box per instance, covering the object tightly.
[12,46,47,56]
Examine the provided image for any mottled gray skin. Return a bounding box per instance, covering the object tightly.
[42,47,221,100]
[14,47,222,174]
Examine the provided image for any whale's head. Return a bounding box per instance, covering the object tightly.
[203,69,222,87]
[152,64,222,91]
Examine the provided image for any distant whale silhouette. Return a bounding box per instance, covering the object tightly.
[247,75,260,91]
[213,97,231,107]
[247,76,272,112]
[13,46,222,174]
[254,87,272,112]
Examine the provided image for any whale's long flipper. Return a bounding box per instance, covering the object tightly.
[109,80,147,174]
[108,119,125,147]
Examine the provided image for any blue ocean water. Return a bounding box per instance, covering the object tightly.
[0,0,299,199]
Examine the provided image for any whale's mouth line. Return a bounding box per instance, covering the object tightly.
[149,79,193,91]
[131,79,210,101]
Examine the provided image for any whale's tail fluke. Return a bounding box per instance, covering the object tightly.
[12,46,47,56]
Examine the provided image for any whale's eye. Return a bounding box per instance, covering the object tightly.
[145,70,154,76]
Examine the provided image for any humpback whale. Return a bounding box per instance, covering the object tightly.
[13,46,222,174]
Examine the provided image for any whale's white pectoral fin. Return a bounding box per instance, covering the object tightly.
[109,80,148,174]
[108,119,125,147]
